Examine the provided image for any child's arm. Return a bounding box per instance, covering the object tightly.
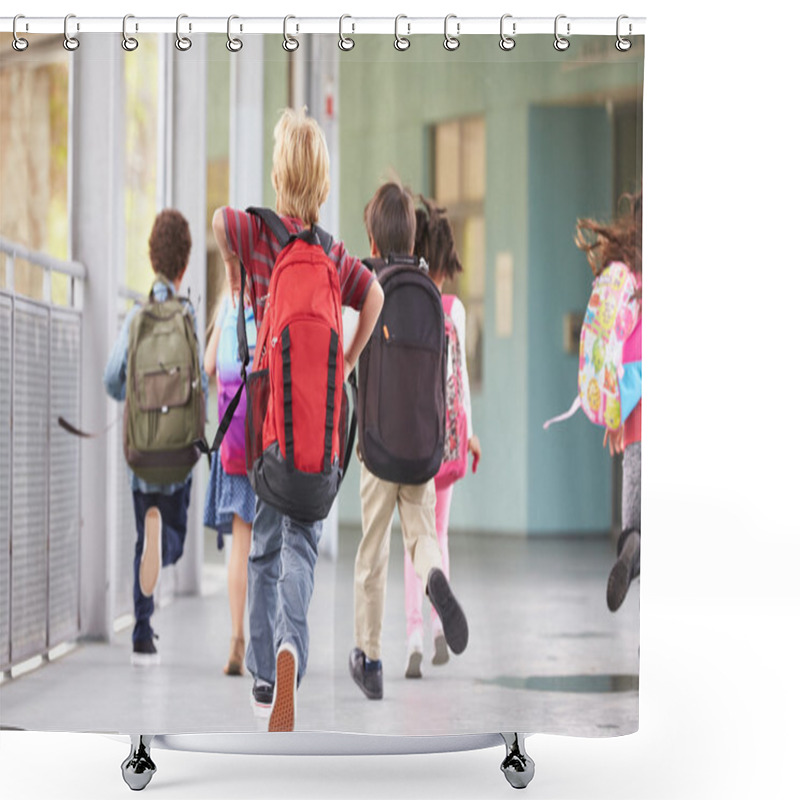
[102,306,137,401]
[212,207,243,304]
[344,280,384,379]
[603,426,625,456]
[204,317,223,377]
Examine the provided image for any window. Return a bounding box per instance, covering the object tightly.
[0,39,70,302]
[205,41,230,334]
[432,116,486,391]
[123,36,159,294]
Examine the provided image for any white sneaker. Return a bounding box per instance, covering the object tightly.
[405,629,423,679]
[269,642,298,732]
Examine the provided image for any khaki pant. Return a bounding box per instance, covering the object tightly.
[354,463,442,660]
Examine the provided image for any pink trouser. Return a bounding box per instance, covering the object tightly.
[404,482,454,641]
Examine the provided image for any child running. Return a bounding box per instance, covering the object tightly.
[211,107,384,731]
[349,182,469,702]
[403,197,481,678]
[202,290,257,675]
[575,192,642,611]
[103,209,207,666]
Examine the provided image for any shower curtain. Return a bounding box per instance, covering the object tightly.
[0,21,643,745]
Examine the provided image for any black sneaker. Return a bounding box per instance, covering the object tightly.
[607,531,641,612]
[251,679,274,717]
[349,647,383,700]
[131,635,160,667]
[426,568,469,655]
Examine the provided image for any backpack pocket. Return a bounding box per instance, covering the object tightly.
[136,363,191,411]
[245,367,270,474]
[377,342,442,462]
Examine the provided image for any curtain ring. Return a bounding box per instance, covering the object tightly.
[339,15,355,51]
[554,14,570,51]
[615,15,632,52]
[63,14,80,51]
[283,15,299,52]
[175,14,192,51]
[226,15,243,52]
[394,15,410,51]
[12,15,29,52]
[121,14,139,51]
[443,14,460,51]
[499,14,516,51]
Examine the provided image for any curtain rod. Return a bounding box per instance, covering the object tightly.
[1,16,646,37]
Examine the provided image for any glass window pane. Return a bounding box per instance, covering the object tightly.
[205,38,230,333]
[0,42,69,300]
[434,121,460,205]
[461,117,486,202]
[124,36,159,294]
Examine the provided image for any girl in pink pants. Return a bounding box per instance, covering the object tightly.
[403,198,481,678]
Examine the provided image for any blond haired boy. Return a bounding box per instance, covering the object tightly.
[212,107,383,731]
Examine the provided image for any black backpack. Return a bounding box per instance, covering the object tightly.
[357,254,446,484]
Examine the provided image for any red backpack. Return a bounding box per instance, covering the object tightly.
[241,208,356,522]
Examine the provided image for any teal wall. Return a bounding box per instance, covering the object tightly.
[337,36,640,535]
[527,106,613,533]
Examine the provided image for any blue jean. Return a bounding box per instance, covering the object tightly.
[245,499,323,686]
[131,479,192,643]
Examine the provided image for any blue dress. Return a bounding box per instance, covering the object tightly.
[203,451,256,549]
[202,297,257,549]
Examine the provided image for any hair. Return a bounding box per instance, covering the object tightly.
[271,107,330,225]
[414,196,462,281]
[148,209,192,281]
[574,192,642,279]
[364,181,416,258]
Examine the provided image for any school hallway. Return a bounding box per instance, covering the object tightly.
[0,525,639,738]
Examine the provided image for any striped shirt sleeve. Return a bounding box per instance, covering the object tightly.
[222,207,260,275]
[332,240,375,311]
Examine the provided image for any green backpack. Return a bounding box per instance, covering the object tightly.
[123,274,205,484]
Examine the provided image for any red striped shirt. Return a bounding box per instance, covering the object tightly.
[222,207,374,327]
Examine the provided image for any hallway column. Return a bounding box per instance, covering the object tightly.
[72,34,124,639]
[161,36,208,596]
[230,36,265,208]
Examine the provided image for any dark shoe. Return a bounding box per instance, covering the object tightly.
[131,635,160,666]
[349,647,383,699]
[607,531,641,612]
[269,643,298,732]
[426,568,468,655]
[431,632,449,665]
[251,679,274,717]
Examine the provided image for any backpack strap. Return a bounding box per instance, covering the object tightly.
[148,273,177,302]
[246,206,334,257]
[311,224,334,256]
[386,253,418,268]
[246,206,291,249]
[342,372,358,478]
[196,262,251,461]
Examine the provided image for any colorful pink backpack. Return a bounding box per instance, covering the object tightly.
[435,294,469,489]
[544,261,640,431]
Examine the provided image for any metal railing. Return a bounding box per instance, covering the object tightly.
[0,237,85,674]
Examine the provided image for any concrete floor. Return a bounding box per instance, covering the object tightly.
[0,526,639,738]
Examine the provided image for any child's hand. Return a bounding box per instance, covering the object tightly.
[468,435,481,473]
[603,426,625,456]
[228,264,241,305]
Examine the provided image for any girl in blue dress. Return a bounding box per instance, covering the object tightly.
[203,293,257,675]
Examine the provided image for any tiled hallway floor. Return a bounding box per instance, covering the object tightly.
[0,527,639,738]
